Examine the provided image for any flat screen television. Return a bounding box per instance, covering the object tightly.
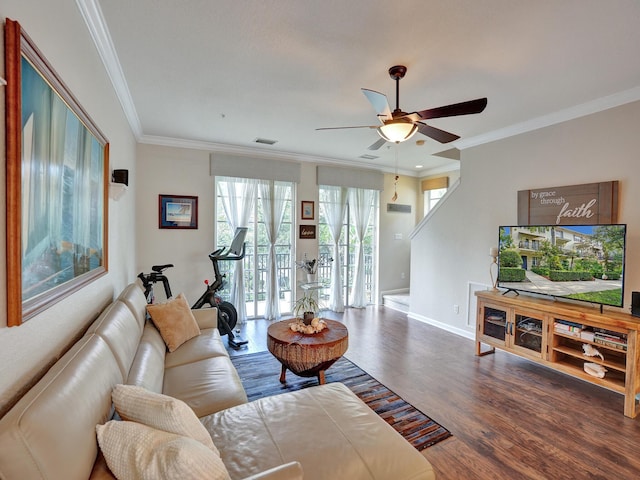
[497,224,627,308]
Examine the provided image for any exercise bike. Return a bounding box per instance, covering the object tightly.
[138,227,249,349]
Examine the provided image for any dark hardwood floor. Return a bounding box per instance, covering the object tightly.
[227,307,640,479]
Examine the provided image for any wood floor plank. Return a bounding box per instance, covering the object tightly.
[229,307,640,479]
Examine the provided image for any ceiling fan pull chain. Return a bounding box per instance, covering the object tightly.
[392,145,399,202]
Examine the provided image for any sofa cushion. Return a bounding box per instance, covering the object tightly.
[200,382,436,480]
[191,307,219,329]
[96,421,230,480]
[86,301,144,379]
[163,356,248,417]
[118,282,150,327]
[0,335,123,480]
[164,327,229,368]
[147,293,201,352]
[112,384,218,455]
[126,323,166,393]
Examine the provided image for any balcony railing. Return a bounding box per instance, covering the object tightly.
[215,246,374,317]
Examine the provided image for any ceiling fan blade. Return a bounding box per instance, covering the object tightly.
[416,122,460,143]
[362,88,392,120]
[413,98,488,120]
[316,125,378,131]
[367,138,387,150]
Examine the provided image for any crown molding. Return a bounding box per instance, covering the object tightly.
[139,134,420,177]
[456,86,640,150]
[76,0,143,138]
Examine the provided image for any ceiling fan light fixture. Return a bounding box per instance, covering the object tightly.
[377,121,418,143]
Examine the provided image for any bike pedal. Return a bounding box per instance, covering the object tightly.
[229,337,248,349]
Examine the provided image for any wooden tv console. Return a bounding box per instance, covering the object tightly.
[475,290,640,417]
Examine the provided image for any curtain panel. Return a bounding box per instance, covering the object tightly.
[217,177,258,322]
[259,181,290,320]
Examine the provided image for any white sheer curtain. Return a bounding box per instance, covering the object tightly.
[348,188,376,307]
[259,180,289,320]
[217,177,258,323]
[320,186,348,312]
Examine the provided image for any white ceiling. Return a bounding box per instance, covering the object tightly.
[84,0,640,176]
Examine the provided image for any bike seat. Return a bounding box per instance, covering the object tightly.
[151,264,174,273]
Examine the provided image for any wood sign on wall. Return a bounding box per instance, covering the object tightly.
[517,181,618,225]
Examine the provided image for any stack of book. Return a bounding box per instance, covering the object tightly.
[580,329,595,342]
[593,328,627,351]
[554,319,584,337]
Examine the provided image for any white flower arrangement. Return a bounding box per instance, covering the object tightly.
[295,253,332,274]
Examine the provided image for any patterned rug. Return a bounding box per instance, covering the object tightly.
[230,351,452,451]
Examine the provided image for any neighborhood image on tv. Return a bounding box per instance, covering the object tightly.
[498,224,626,307]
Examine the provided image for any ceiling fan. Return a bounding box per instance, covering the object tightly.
[317,65,487,150]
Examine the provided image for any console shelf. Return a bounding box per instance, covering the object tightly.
[475,290,640,417]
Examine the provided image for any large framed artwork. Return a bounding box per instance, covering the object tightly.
[5,19,110,325]
[159,194,198,229]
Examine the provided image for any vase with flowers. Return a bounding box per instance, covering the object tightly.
[295,253,333,282]
[296,253,319,282]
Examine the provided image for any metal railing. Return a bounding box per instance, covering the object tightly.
[215,246,374,317]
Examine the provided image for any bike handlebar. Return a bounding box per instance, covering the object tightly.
[209,243,246,262]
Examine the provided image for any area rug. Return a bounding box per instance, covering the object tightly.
[230,351,452,451]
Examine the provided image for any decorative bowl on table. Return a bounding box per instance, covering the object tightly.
[289,317,328,334]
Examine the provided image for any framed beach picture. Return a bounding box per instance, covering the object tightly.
[301,200,315,220]
[159,194,198,229]
[4,19,109,325]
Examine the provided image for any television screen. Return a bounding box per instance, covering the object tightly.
[497,224,627,308]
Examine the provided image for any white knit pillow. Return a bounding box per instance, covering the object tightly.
[112,384,218,456]
[96,421,230,480]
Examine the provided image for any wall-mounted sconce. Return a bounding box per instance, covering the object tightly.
[109,169,129,200]
[112,169,128,186]
[0,77,7,86]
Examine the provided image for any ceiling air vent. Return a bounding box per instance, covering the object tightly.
[359,154,379,160]
[254,137,277,145]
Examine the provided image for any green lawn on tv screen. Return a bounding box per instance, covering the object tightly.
[565,288,623,306]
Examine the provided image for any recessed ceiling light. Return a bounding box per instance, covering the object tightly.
[254,138,277,145]
[359,154,379,160]
[415,165,423,169]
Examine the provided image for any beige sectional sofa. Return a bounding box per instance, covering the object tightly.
[0,283,435,479]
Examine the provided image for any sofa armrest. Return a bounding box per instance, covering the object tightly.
[242,462,303,480]
[191,307,218,329]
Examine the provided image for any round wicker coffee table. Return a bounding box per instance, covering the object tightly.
[267,319,348,385]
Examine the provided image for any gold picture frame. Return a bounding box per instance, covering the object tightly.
[5,19,109,325]
[301,200,314,220]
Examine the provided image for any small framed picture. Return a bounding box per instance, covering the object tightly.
[301,200,315,220]
[299,224,316,239]
[159,194,198,229]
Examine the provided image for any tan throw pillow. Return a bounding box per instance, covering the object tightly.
[146,293,200,352]
[96,421,230,480]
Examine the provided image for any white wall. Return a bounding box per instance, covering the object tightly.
[410,101,640,334]
[136,144,215,303]
[0,1,137,413]
[378,173,420,297]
